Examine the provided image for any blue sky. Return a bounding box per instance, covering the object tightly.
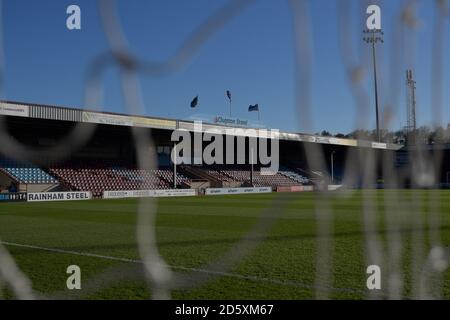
[1,0,449,134]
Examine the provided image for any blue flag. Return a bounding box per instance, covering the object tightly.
[226,90,231,101]
[190,96,198,108]
[248,104,259,112]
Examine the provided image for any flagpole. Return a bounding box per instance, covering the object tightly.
[229,99,232,117]
[250,147,254,187]
[173,142,177,189]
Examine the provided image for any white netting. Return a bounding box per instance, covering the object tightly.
[0,0,449,300]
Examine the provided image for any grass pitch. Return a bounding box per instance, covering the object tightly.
[1,190,450,299]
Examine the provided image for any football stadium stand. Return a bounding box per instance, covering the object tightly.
[1,152,309,198]
[47,162,306,197]
[1,155,308,197]
[0,100,406,197]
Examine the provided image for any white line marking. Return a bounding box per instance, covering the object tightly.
[0,241,141,264]
[0,241,364,294]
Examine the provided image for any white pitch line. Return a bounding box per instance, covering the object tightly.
[0,241,142,264]
[0,241,364,294]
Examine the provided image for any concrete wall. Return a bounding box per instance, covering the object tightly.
[0,171,14,192]
[25,183,59,193]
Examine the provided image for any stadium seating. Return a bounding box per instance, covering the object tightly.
[49,161,191,198]
[279,166,310,184]
[0,158,58,184]
[112,167,190,187]
[197,165,306,189]
[194,166,236,183]
[0,155,310,196]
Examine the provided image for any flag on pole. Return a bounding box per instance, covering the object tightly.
[226,90,232,117]
[190,95,198,108]
[226,90,232,102]
[248,104,259,112]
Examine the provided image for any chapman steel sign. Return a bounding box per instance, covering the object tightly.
[213,116,248,127]
[0,193,27,202]
[27,191,92,202]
